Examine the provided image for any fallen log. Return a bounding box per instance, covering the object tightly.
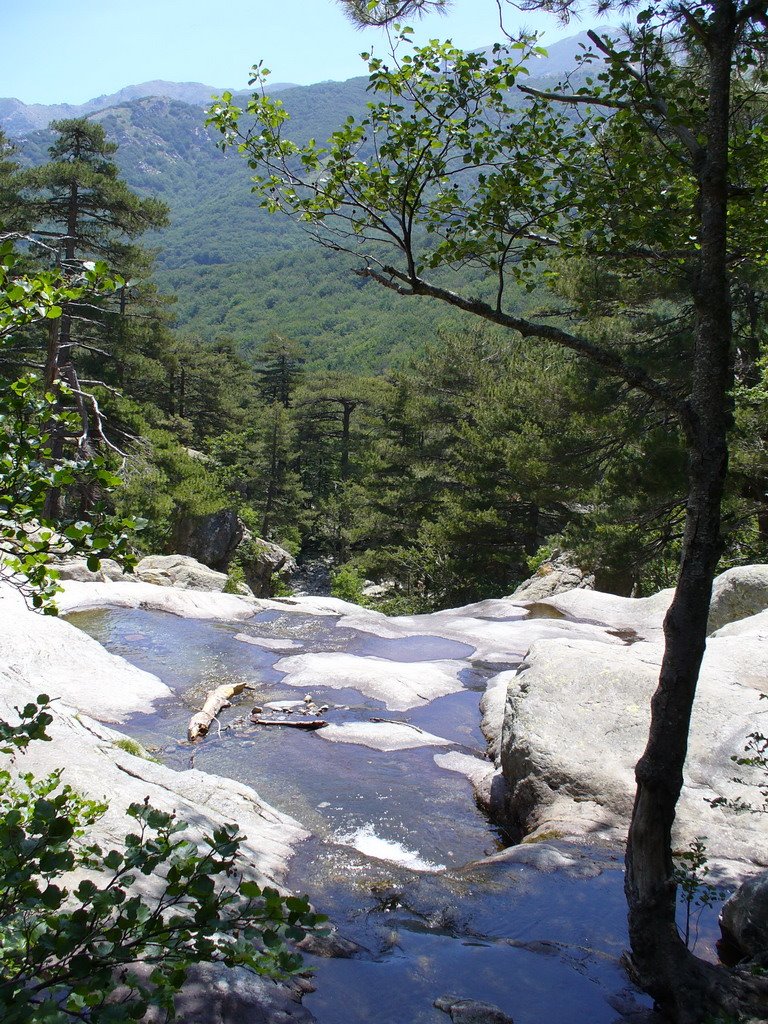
[188,682,250,741]
[250,717,328,731]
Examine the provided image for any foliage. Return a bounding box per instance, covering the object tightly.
[708,694,768,816]
[0,696,324,1023]
[672,838,727,951]
[0,244,139,610]
[330,563,368,604]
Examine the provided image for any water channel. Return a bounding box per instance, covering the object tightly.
[69,603,722,1024]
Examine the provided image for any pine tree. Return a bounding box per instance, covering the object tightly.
[18,119,168,515]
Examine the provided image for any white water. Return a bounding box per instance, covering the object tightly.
[335,823,446,873]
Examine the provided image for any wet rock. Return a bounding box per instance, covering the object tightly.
[320,721,451,751]
[435,996,515,1024]
[274,652,465,711]
[510,550,594,603]
[172,508,244,571]
[297,929,364,958]
[707,564,768,634]
[263,700,308,713]
[59,578,259,621]
[720,871,768,959]
[433,751,506,819]
[234,633,303,653]
[134,553,231,592]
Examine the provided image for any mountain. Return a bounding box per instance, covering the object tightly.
[0,80,298,135]
[3,31,611,371]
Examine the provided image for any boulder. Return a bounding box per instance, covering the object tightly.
[720,871,768,960]
[434,996,515,1024]
[708,564,768,634]
[172,508,244,571]
[497,633,768,870]
[240,537,297,598]
[510,551,594,603]
[54,556,128,583]
[135,553,231,592]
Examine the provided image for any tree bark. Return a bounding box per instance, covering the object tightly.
[624,9,768,1020]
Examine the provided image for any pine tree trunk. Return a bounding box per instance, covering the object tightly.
[624,11,768,1020]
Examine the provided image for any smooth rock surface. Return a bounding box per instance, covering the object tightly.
[54,556,128,583]
[713,607,768,639]
[0,580,170,722]
[319,720,451,751]
[274,652,465,711]
[708,565,768,634]
[59,579,260,620]
[498,634,768,870]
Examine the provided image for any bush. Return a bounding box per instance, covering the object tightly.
[0,696,324,1022]
[330,564,367,605]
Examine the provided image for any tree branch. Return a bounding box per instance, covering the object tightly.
[355,263,685,417]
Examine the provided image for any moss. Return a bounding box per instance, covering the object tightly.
[521,829,565,844]
[113,737,160,763]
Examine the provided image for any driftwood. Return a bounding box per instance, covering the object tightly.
[188,682,249,741]
[250,717,328,731]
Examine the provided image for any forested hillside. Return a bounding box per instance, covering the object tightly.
[3,36,598,370]
[2,25,765,612]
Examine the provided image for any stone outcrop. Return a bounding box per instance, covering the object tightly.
[172,508,244,571]
[59,577,260,620]
[707,564,768,634]
[135,553,232,591]
[509,551,594,603]
[239,537,297,598]
[0,580,171,723]
[490,569,768,875]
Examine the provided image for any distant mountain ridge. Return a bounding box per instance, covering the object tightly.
[0,29,618,137]
[2,28,620,371]
[0,79,298,136]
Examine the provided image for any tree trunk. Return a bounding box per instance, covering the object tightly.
[624,11,768,1020]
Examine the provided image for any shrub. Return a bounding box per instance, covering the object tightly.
[0,696,324,1022]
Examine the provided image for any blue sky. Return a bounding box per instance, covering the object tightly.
[2,1,608,105]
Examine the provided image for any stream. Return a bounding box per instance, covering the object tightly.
[69,602,722,1024]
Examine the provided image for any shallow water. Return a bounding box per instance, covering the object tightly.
[70,604,725,1024]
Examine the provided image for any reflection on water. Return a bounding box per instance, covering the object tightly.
[70,605,725,1024]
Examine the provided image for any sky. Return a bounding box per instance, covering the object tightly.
[1,1,609,106]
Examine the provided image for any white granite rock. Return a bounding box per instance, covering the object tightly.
[59,579,261,620]
[320,720,450,751]
[274,652,465,710]
[0,581,170,723]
